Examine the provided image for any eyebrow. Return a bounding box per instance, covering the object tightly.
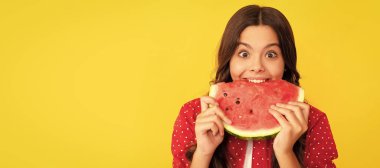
[237,41,280,50]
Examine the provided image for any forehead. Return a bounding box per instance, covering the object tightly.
[238,25,279,48]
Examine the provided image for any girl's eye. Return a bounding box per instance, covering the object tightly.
[238,51,249,58]
[266,51,278,58]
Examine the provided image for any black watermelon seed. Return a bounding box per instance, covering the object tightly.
[235,100,240,104]
[249,109,253,114]
[225,107,229,111]
[223,92,227,97]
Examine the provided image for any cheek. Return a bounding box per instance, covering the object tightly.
[267,60,285,79]
[229,57,243,80]
[274,64,284,79]
[272,68,284,79]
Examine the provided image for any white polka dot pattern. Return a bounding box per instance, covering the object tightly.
[171,98,338,168]
[171,98,201,168]
[304,107,338,168]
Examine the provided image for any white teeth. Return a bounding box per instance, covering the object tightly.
[248,79,266,83]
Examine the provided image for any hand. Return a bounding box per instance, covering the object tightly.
[194,96,232,156]
[269,101,310,155]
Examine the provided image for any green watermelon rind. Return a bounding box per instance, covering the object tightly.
[209,81,304,139]
[224,127,279,140]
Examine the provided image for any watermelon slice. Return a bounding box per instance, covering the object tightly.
[209,79,304,139]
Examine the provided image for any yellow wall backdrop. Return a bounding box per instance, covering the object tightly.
[1,0,379,167]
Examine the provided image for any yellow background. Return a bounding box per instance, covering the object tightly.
[1,0,379,167]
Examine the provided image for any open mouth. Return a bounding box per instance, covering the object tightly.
[245,78,269,83]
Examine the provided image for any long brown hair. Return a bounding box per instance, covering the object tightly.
[187,5,305,168]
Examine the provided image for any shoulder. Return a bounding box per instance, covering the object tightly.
[173,98,202,127]
[307,105,331,129]
[303,105,339,166]
[306,104,337,147]
[172,98,201,167]
[180,98,201,112]
[309,105,326,119]
[177,98,202,118]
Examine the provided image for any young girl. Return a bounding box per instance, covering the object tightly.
[171,5,338,168]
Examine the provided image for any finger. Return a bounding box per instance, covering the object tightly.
[275,103,305,123]
[268,109,289,127]
[271,104,308,133]
[200,96,219,111]
[196,122,219,136]
[288,101,309,109]
[210,123,219,136]
[208,122,219,136]
[200,106,218,116]
[196,114,225,136]
[213,106,232,124]
[270,105,300,125]
[200,106,232,124]
[288,101,310,121]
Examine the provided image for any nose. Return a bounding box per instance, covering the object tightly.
[249,56,264,72]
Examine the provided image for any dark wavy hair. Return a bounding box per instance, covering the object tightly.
[186,5,306,168]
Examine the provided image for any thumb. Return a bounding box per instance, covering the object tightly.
[200,96,219,111]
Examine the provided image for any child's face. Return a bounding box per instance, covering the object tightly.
[229,25,285,83]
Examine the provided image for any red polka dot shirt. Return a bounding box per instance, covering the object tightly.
[171,98,338,168]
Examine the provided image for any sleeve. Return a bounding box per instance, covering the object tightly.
[303,108,339,168]
[171,98,201,168]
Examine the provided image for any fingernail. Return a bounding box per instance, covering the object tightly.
[270,105,275,109]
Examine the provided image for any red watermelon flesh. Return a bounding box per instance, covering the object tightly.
[209,79,304,139]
